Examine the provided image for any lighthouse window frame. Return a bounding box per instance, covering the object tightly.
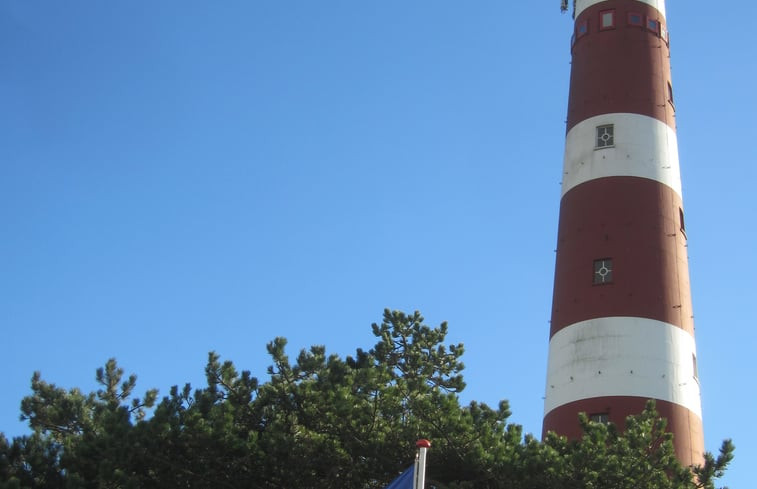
[595,124,614,149]
[576,20,589,39]
[590,413,610,424]
[599,10,616,30]
[628,12,643,27]
[593,258,613,285]
[647,17,661,36]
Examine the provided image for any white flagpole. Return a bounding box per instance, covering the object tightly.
[413,439,431,489]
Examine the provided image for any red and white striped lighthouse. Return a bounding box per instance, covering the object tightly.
[543,0,704,466]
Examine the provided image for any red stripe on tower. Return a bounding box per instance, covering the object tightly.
[542,0,704,467]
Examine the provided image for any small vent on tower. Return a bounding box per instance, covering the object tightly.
[595,124,614,149]
[593,258,613,284]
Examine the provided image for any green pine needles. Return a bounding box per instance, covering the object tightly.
[1,309,734,489]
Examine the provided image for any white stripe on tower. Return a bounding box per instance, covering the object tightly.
[543,0,705,467]
[562,114,682,197]
[544,317,701,416]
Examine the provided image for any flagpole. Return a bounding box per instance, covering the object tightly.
[413,439,431,489]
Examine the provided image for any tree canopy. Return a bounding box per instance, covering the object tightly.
[1,310,733,488]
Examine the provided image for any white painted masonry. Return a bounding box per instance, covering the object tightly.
[561,113,682,198]
[544,316,702,417]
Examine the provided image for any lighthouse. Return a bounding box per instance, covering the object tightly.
[542,0,704,466]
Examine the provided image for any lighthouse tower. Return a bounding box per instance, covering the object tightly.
[543,0,704,466]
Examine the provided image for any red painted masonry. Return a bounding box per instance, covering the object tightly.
[543,0,704,467]
[566,1,676,132]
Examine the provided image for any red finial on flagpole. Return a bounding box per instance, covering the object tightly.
[414,440,431,489]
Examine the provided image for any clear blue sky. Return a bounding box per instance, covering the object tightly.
[1,1,754,486]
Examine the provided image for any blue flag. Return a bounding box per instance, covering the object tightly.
[384,465,414,489]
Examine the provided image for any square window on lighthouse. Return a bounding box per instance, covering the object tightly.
[647,18,661,35]
[590,413,610,424]
[593,259,613,284]
[600,10,616,30]
[595,124,614,148]
[576,20,589,39]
